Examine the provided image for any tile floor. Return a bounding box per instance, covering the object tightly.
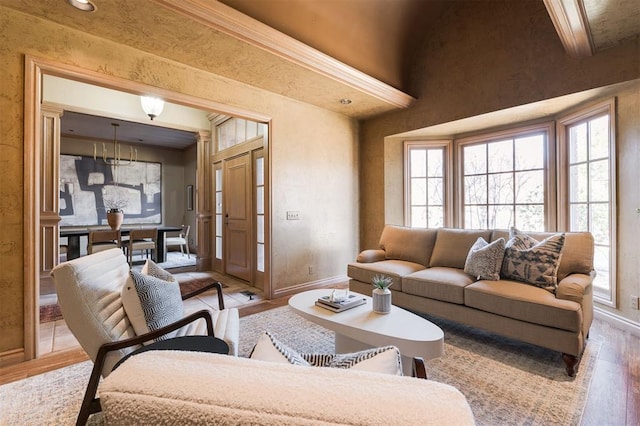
[39,269,265,356]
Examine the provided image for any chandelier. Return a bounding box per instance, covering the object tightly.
[94,123,137,184]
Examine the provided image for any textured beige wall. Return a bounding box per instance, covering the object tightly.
[0,8,358,355]
[359,1,639,320]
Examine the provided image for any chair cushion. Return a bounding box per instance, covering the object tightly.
[250,332,403,375]
[430,228,493,269]
[347,260,425,292]
[464,237,505,281]
[402,267,473,304]
[123,266,184,342]
[379,225,438,267]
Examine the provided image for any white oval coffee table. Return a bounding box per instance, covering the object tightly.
[289,289,444,375]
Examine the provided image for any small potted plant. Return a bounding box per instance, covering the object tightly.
[371,274,393,314]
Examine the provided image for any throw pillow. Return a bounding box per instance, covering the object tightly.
[249,332,311,367]
[501,228,565,290]
[463,237,505,281]
[327,346,403,376]
[125,269,184,341]
[141,259,176,283]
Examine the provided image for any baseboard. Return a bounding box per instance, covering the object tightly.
[0,348,25,368]
[594,306,640,336]
[272,275,348,298]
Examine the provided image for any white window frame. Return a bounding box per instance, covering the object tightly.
[557,99,617,307]
[403,140,453,228]
[455,122,557,230]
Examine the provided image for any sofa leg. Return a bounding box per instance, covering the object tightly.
[562,353,578,377]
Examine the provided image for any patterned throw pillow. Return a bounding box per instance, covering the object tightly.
[128,269,184,341]
[249,332,311,366]
[501,228,565,291]
[325,346,402,375]
[464,237,505,281]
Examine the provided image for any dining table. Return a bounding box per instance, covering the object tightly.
[60,226,183,262]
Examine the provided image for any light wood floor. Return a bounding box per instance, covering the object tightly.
[1,280,638,425]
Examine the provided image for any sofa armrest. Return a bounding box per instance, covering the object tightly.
[356,249,386,263]
[556,273,592,305]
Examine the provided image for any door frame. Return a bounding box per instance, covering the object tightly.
[23,55,272,361]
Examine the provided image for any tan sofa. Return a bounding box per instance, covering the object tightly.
[348,226,595,376]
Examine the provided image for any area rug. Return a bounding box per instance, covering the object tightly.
[2,306,599,425]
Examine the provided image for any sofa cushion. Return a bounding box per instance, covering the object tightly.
[430,228,492,269]
[379,225,437,267]
[501,229,565,290]
[348,260,425,292]
[464,237,505,281]
[402,267,474,304]
[464,280,582,332]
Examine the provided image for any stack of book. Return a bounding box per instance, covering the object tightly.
[315,293,366,313]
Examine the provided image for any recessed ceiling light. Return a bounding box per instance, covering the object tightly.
[340,98,352,105]
[67,0,96,12]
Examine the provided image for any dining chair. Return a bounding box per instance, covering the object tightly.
[165,225,191,258]
[87,229,121,255]
[128,228,157,265]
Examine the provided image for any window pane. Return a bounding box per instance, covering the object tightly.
[590,203,610,244]
[488,139,513,173]
[515,170,544,203]
[256,187,264,214]
[589,115,609,159]
[428,207,444,228]
[257,243,265,272]
[411,178,427,205]
[464,175,486,204]
[515,205,544,231]
[427,149,443,177]
[257,215,264,243]
[216,215,222,236]
[215,237,222,260]
[569,123,588,163]
[215,169,222,191]
[411,206,427,228]
[410,150,426,177]
[488,172,514,204]
[569,164,588,202]
[570,204,588,231]
[465,206,487,229]
[215,192,222,213]
[488,205,513,229]
[592,245,610,291]
[515,135,544,170]
[427,178,443,205]
[589,159,609,202]
[464,144,486,175]
[256,157,264,186]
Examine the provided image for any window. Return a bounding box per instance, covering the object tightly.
[559,100,616,305]
[404,141,451,228]
[458,124,553,231]
[255,155,265,273]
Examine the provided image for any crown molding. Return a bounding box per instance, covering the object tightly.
[543,0,594,57]
[152,0,416,110]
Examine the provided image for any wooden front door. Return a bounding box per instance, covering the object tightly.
[224,154,252,281]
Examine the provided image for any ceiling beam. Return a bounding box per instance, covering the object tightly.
[544,0,594,57]
[152,0,416,109]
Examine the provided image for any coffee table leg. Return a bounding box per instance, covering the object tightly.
[335,334,415,376]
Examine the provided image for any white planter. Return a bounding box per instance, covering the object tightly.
[372,288,392,314]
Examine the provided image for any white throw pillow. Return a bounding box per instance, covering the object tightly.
[249,332,310,366]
